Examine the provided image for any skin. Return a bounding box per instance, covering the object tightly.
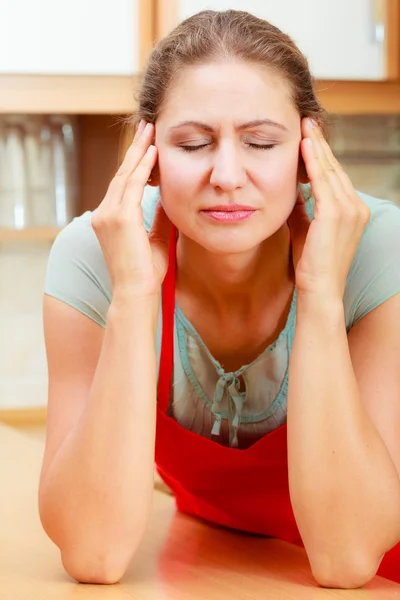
[39,55,400,587]
[150,59,307,323]
[147,63,400,587]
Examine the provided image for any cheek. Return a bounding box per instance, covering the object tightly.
[255,149,300,221]
[257,147,300,188]
[157,149,200,192]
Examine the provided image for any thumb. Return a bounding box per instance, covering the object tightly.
[148,200,174,281]
[287,191,310,270]
[148,200,172,247]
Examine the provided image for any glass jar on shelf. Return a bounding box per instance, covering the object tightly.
[0,114,80,230]
[49,115,79,228]
[0,115,29,229]
[24,115,55,227]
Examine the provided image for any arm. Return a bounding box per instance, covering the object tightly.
[39,291,160,585]
[40,119,171,585]
[287,291,400,589]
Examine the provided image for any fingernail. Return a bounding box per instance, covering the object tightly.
[144,122,153,134]
[308,117,318,128]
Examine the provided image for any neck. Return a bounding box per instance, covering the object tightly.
[175,224,295,318]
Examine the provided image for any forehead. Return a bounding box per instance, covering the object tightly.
[158,60,298,128]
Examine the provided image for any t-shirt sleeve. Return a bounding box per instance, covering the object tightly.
[44,211,112,328]
[344,192,400,330]
[44,186,160,328]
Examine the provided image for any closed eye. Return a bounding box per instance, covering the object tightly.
[247,143,276,150]
[179,143,276,153]
[180,143,210,152]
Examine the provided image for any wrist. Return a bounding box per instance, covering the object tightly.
[296,290,344,324]
[109,289,160,331]
[112,285,161,304]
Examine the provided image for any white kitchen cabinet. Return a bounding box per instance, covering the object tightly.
[157,0,398,81]
[0,0,143,75]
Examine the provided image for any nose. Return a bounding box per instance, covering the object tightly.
[209,141,247,191]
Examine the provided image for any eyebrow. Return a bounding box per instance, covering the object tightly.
[168,119,289,133]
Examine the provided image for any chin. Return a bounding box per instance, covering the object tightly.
[192,228,270,255]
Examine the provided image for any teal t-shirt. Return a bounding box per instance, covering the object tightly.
[44,185,400,448]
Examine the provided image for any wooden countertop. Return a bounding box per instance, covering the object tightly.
[1,423,399,599]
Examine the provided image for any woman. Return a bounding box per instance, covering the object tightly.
[40,10,400,588]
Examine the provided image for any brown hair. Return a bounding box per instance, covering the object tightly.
[132,9,328,136]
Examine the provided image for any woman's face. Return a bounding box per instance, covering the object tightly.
[154,60,303,254]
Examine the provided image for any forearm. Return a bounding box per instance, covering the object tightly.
[40,292,160,581]
[287,294,400,583]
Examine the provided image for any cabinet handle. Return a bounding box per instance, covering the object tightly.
[371,0,386,43]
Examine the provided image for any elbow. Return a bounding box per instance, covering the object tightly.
[39,491,142,584]
[310,552,380,590]
[61,547,133,585]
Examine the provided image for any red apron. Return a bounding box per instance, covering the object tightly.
[155,226,400,584]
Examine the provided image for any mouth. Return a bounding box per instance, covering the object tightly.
[200,208,256,223]
[202,204,256,212]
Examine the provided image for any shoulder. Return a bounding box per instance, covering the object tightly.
[346,190,400,263]
[48,210,110,282]
[47,182,160,289]
[304,184,400,329]
[303,183,400,250]
[45,211,111,327]
[53,210,101,251]
[45,186,162,327]
[302,182,400,225]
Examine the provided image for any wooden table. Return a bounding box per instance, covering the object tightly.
[1,424,399,599]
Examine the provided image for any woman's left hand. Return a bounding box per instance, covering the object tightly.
[287,117,371,301]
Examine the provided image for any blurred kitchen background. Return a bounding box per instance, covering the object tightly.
[0,0,400,435]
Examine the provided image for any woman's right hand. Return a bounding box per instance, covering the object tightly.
[91,120,172,298]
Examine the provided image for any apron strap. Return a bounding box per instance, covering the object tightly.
[157,225,177,413]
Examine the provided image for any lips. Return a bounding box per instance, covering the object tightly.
[202,204,256,212]
[201,208,255,222]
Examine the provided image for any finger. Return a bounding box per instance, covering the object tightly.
[303,120,367,226]
[318,134,369,220]
[307,122,366,213]
[304,119,340,177]
[310,122,360,208]
[149,201,173,247]
[305,118,351,200]
[117,122,154,178]
[120,145,158,212]
[318,135,358,199]
[287,191,310,270]
[133,118,146,142]
[302,119,345,204]
[301,137,334,202]
[104,123,155,206]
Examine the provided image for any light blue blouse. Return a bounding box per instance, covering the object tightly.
[44,184,400,448]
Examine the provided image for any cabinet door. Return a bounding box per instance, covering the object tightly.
[0,0,146,75]
[158,0,396,81]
